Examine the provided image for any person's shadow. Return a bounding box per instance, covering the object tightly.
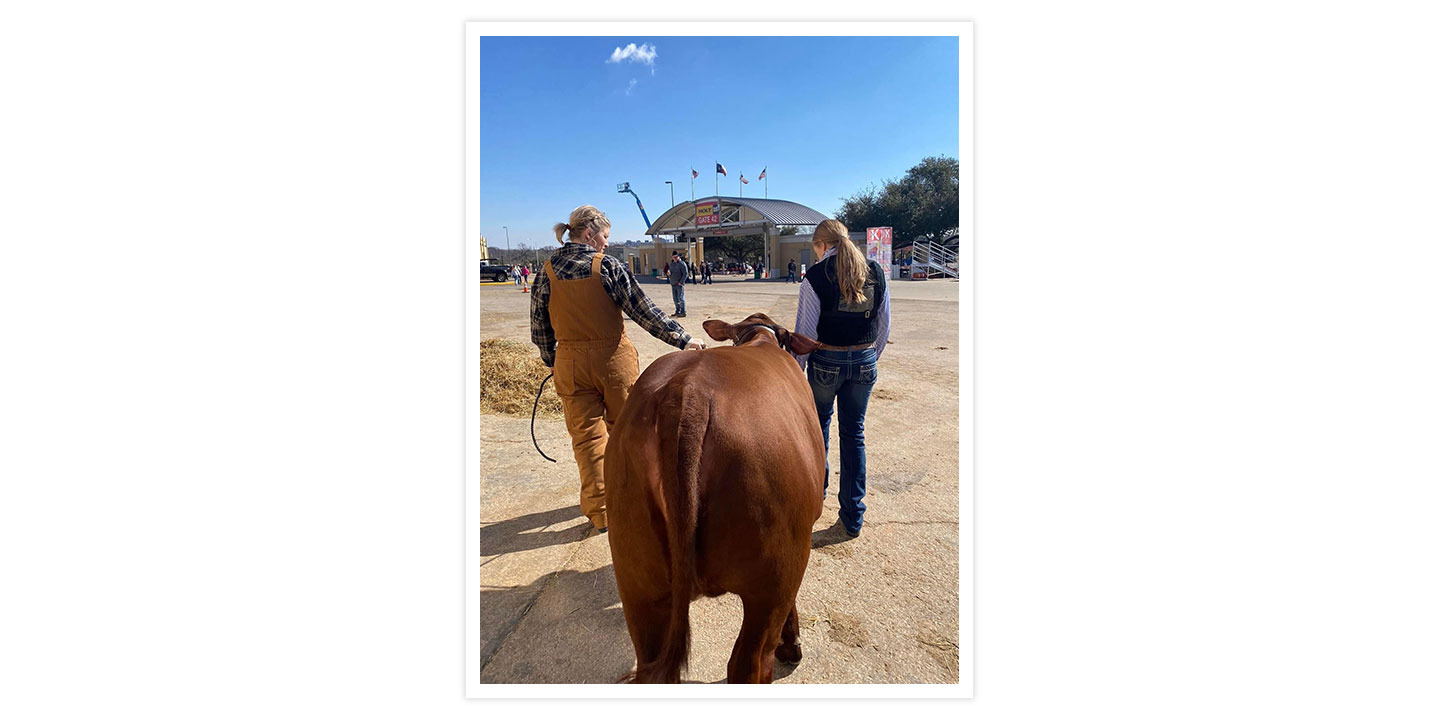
[480,505,590,557]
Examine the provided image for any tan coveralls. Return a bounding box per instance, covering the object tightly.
[545,254,640,531]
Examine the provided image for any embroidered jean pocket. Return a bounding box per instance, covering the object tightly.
[809,362,840,389]
[858,363,879,385]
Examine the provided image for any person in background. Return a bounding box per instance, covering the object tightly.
[667,251,689,317]
[703,260,713,284]
[791,219,890,539]
[511,264,521,286]
[787,259,797,283]
[531,205,704,532]
[519,263,531,288]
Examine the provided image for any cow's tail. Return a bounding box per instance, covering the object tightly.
[637,392,709,684]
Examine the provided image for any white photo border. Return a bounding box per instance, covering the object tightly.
[465,20,973,699]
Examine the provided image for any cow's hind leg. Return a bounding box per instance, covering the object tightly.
[775,601,802,664]
[617,590,672,682]
[726,596,790,683]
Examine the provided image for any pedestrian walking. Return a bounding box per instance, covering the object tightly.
[667,251,689,317]
[791,219,890,539]
[787,259,797,283]
[531,205,705,532]
[520,263,531,288]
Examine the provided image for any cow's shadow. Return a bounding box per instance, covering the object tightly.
[480,562,638,684]
[480,504,590,557]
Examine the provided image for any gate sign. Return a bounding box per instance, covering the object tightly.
[866,226,893,268]
[695,200,719,226]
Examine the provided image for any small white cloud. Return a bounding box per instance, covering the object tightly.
[625,78,638,95]
[606,42,657,74]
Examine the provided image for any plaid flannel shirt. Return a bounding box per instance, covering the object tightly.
[530,242,692,367]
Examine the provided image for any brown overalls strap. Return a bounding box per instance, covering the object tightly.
[545,253,627,347]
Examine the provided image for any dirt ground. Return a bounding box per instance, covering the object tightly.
[478,272,962,684]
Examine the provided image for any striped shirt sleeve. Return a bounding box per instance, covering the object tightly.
[873,284,891,362]
[792,277,821,371]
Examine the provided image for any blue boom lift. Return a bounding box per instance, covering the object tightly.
[616,182,651,228]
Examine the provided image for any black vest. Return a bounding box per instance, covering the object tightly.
[809,255,886,346]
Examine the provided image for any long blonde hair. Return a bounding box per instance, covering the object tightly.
[552,205,611,244]
[813,219,869,305]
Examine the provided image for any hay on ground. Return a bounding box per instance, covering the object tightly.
[480,339,563,418]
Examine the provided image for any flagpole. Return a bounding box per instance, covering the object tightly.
[739,173,743,199]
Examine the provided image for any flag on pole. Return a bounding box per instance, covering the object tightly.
[740,174,749,184]
[715,162,727,176]
[758,167,767,180]
[691,168,699,179]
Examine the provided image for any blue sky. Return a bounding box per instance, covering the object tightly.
[479,35,960,249]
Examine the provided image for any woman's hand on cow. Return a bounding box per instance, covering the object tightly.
[684,337,706,351]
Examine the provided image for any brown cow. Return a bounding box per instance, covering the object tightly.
[604,313,826,683]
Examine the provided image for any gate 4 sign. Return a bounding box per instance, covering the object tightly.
[695,200,719,226]
[866,226,893,268]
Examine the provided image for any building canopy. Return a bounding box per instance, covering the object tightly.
[644,196,829,237]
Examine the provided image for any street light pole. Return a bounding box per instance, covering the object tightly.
[665,181,674,209]
[503,226,510,264]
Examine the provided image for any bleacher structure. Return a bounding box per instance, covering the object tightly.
[909,238,959,279]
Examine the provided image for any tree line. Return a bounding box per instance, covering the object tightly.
[834,155,960,250]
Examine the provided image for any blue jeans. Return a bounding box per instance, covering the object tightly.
[670,283,686,314]
[807,347,878,534]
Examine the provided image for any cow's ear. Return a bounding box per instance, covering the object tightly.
[785,331,821,355]
[702,320,734,341]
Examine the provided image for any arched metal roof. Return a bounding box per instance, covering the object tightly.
[645,196,830,236]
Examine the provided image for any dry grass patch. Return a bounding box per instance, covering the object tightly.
[480,339,563,418]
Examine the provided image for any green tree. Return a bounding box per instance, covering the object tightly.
[835,155,959,249]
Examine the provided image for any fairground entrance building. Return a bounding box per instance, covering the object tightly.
[626,196,831,277]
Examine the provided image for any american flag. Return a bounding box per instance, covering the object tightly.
[758,167,767,180]
[691,167,698,179]
[740,174,749,184]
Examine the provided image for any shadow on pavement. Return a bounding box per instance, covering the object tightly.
[810,519,856,550]
[480,563,637,684]
[480,505,588,556]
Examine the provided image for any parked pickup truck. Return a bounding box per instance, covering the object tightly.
[479,261,510,283]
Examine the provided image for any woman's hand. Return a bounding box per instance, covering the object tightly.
[684,337,706,351]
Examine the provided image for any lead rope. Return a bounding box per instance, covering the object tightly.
[531,373,557,463]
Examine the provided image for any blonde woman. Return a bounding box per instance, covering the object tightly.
[791,219,891,538]
[531,205,705,533]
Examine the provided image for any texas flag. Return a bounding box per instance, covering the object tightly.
[691,167,699,179]
[758,167,767,180]
[740,174,749,184]
[715,162,727,176]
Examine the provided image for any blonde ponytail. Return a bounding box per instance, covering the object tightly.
[554,205,611,245]
[814,219,869,305]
